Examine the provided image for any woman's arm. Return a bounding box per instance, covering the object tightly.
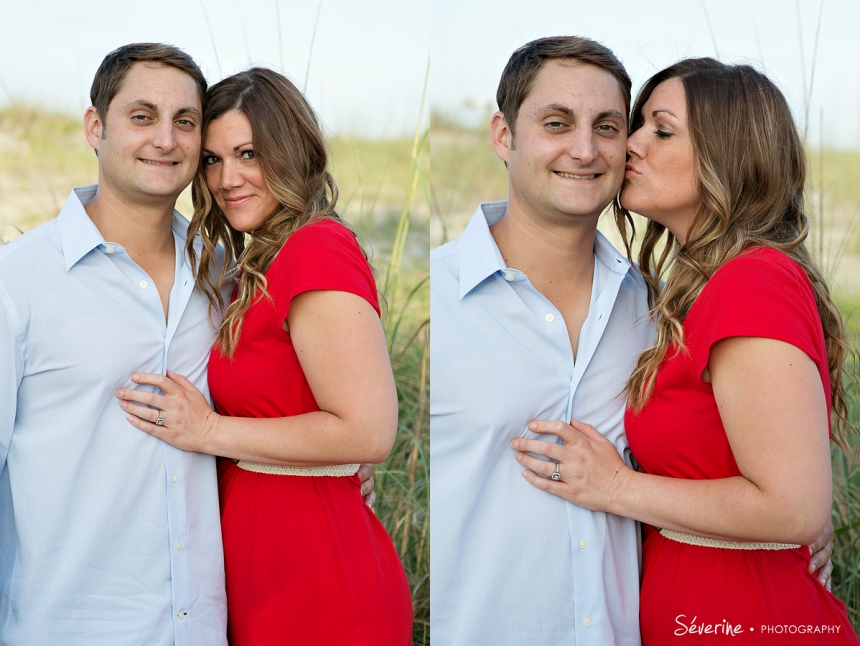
[514,336,833,545]
[118,289,399,466]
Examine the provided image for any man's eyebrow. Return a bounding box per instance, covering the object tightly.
[175,106,202,118]
[533,103,575,118]
[123,99,158,112]
[121,100,201,119]
[597,109,626,121]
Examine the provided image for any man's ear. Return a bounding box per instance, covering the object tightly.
[83,106,103,156]
[490,110,513,165]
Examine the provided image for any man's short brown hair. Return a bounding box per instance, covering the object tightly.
[496,36,631,138]
[89,43,207,134]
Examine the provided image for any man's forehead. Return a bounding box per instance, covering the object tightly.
[110,62,202,112]
[524,60,627,116]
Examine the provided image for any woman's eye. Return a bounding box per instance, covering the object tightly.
[202,155,219,165]
[240,150,255,160]
[655,129,673,139]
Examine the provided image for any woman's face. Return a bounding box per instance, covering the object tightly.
[202,109,281,233]
[621,78,700,243]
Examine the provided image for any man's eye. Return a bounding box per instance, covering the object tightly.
[545,121,565,130]
[176,119,196,127]
[131,115,149,122]
[596,124,618,133]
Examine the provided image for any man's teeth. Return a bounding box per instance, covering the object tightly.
[556,171,597,179]
[141,160,176,165]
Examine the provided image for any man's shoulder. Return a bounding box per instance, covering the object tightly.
[0,219,61,274]
[430,238,460,264]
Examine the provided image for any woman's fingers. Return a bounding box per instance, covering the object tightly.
[515,451,558,478]
[116,387,165,409]
[131,371,176,394]
[510,437,563,460]
[120,400,162,423]
[521,467,566,494]
[526,419,579,444]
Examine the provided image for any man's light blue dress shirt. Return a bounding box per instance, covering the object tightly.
[0,186,227,645]
[430,202,655,646]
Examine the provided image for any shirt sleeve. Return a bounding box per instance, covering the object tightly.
[269,220,380,324]
[0,281,24,469]
[688,248,826,384]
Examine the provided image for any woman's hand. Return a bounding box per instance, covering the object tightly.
[511,418,635,513]
[117,370,221,453]
[809,520,835,591]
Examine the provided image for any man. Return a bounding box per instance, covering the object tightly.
[431,36,647,646]
[430,36,832,646]
[0,43,375,644]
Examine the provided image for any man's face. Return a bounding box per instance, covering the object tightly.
[493,60,627,225]
[85,62,202,204]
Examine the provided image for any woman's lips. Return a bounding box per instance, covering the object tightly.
[224,195,253,208]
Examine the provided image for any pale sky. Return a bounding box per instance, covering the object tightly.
[2,1,857,146]
[431,0,860,149]
[0,0,429,138]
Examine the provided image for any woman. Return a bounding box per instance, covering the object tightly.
[117,68,412,644]
[512,59,859,644]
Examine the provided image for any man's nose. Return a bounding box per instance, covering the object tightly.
[151,121,177,152]
[566,127,598,165]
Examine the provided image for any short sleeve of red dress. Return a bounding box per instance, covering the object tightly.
[207,219,379,421]
[687,247,830,411]
[625,246,831,483]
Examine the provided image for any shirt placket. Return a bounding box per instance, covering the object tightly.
[101,237,198,645]
[563,258,628,644]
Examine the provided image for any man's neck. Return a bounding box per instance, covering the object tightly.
[84,181,177,262]
[490,199,598,286]
[490,197,600,361]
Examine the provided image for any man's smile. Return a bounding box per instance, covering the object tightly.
[554,171,601,180]
[139,159,180,166]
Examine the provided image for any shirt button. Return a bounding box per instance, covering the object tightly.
[503,272,515,281]
[172,474,179,483]
[139,280,148,289]
[104,245,114,253]
[578,539,588,549]
[583,615,592,627]
[175,541,182,550]
[545,313,555,323]
[177,611,186,619]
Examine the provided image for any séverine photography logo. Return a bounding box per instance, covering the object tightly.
[674,615,845,637]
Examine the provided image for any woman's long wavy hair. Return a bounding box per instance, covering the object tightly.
[185,67,346,357]
[615,58,856,450]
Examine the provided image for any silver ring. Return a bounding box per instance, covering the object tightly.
[155,410,164,426]
[551,462,561,481]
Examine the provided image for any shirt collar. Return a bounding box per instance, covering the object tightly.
[457,200,633,299]
[57,185,193,272]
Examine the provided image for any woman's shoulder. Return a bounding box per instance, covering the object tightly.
[709,245,810,292]
[287,218,360,249]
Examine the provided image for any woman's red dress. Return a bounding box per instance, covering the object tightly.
[208,219,413,645]
[625,247,858,644]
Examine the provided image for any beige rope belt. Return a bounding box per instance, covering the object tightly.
[235,461,360,477]
[659,529,801,551]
